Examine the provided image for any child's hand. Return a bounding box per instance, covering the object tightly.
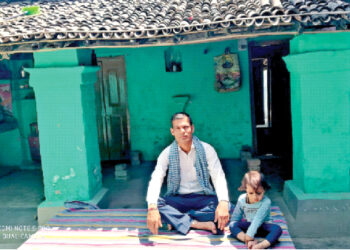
[244,234,254,244]
[247,240,258,249]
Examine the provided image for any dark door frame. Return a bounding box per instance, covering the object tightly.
[248,39,293,178]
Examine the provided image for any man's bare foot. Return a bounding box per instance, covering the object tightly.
[167,224,172,231]
[191,220,217,234]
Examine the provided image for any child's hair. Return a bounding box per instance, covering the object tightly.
[238,170,270,191]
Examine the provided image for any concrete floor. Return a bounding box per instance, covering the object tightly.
[1,159,350,249]
[0,168,43,249]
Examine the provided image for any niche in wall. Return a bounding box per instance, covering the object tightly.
[164,47,182,72]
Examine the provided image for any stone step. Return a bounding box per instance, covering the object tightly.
[247,158,261,171]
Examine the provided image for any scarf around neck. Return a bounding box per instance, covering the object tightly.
[166,135,215,196]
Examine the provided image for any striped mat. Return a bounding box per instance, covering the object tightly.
[19,207,295,249]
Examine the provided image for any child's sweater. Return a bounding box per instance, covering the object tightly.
[231,193,271,238]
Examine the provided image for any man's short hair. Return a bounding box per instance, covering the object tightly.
[171,112,193,127]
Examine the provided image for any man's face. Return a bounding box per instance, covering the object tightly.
[170,117,194,145]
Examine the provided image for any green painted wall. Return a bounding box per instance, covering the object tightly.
[0,79,22,167]
[0,57,37,168]
[34,49,92,68]
[290,32,350,54]
[96,40,252,160]
[284,32,350,193]
[0,129,23,166]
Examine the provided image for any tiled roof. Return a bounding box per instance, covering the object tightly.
[0,0,349,50]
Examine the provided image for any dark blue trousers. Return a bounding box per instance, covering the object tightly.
[229,221,282,246]
[157,193,230,235]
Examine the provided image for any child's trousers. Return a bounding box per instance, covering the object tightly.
[229,221,282,246]
[157,193,232,235]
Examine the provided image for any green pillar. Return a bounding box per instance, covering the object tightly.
[284,32,350,194]
[25,50,106,224]
[282,32,350,237]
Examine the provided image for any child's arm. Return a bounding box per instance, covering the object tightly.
[230,200,248,243]
[246,197,271,239]
[230,199,243,223]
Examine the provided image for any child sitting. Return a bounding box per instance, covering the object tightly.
[229,171,282,249]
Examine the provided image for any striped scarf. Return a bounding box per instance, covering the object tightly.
[166,136,215,196]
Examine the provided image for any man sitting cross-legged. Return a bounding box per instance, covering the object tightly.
[146,112,232,235]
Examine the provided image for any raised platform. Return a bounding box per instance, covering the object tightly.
[283,180,350,237]
[37,187,108,225]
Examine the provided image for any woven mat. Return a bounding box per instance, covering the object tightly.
[19,207,295,249]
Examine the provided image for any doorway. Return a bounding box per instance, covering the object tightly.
[249,41,293,179]
[95,56,130,161]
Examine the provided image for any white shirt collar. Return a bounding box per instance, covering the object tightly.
[177,142,195,153]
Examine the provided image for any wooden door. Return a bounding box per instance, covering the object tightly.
[95,57,130,160]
